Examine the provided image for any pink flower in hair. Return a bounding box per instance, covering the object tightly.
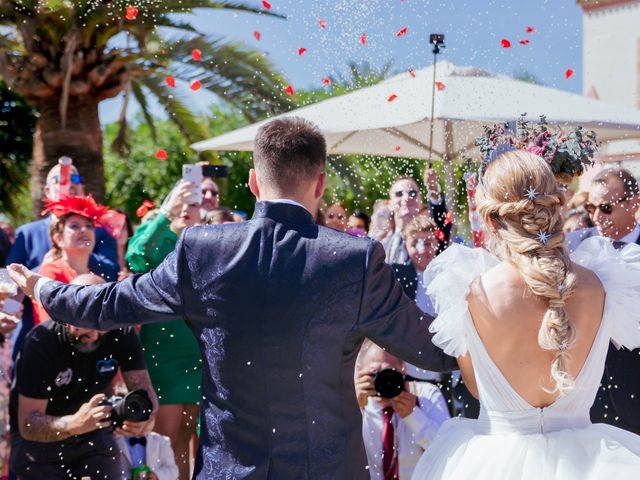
[526,145,545,156]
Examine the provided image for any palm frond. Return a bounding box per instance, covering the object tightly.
[130,79,158,143]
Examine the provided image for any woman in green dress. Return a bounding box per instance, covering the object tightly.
[126,180,202,479]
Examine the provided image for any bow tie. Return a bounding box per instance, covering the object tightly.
[129,436,147,447]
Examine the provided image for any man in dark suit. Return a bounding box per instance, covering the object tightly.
[10,117,456,480]
[6,162,119,365]
[566,167,640,435]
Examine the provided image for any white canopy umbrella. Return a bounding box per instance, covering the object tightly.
[191,61,640,162]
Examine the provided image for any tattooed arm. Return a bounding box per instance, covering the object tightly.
[116,369,159,437]
[18,393,112,443]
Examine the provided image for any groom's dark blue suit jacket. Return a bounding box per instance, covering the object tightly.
[39,202,456,479]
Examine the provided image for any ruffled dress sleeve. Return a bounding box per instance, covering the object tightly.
[571,236,640,350]
[423,244,499,357]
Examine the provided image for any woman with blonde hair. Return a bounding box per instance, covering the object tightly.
[411,149,640,479]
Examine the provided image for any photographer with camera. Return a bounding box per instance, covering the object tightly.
[9,274,158,479]
[356,341,449,480]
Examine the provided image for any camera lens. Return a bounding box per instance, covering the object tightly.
[373,369,405,399]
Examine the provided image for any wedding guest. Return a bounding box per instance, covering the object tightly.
[368,200,394,242]
[204,207,235,225]
[384,169,451,265]
[563,208,593,234]
[348,210,371,235]
[0,228,10,267]
[356,341,449,480]
[566,168,640,435]
[6,162,118,367]
[115,208,134,280]
[567,190,589,210]
[141,208,160,225]
[10,274,157,480]
[325,202,349,231]
[200,177,220,216]
[0,217,15,245]
[126,180,202,479]
[32,195,115,325]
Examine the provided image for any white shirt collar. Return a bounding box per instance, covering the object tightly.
[267,199,309,213]
[620,224,640,244]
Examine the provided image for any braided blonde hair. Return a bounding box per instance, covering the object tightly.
[476,151,577,395]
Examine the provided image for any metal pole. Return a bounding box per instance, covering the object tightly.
[427,49,438,168]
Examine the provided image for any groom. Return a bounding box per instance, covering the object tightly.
[9,117,456,480]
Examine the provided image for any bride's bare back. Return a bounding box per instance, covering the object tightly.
[459,260,606,408]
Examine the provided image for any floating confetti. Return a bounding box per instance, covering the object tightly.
[136,205,149,218]
[387,94,398,102]
[155,149,168,160]
[444,211,454,225]
[361,33,367,45]
[321,77,332,84]
[501,39,511,48]
[165,76,176,88]
[565,68,574,80]
[253,31,261,40]
[526,26,537,33]
[262,0,272,9]
[408,68,416,78]
[191,49,202,61]
[435,229,445,242]
[435,81,445,91]
[318,19,327,29]
[142,200,155,209]
[298,47,307,56]
[396,27,408,37]
[125,5,138,21]
[190,79,202,90]
[394,146,401,152]
[285,85,295,96]
[519,39,530,45]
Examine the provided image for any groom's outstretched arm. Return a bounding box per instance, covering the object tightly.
[36,237,186,331]
[357,241,457,373]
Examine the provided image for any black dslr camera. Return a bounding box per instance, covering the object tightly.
[100,389,153,426]
[374,369,406,399]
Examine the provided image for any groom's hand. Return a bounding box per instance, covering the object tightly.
[7,264,42,300]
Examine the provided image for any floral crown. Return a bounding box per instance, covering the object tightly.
[477,114,599,183]
[42,195,110,227]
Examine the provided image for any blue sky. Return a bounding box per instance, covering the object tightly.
[100,0,584,125]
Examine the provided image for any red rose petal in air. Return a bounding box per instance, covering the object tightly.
[526,26,536,33]
[285,85,295,96]
[435,229,445,242]
[394,146,401,152]
[190,79,202,91]
[136,205,149,218]
[298,47,307,56]
[501,39,511,48]
[318,19,327,29]
[165,76,176,88]
[321,77,332,84]
[125,6,138,21]
[361,33,367,45]
[387,94,398,102]
[191,49,202,61]
[408,68,416,78]
[565,68,574,80]
[396,27,408,37]
[262,0,272,9]
[155,149,168,160]
[142,200,155,209]
[435,82,445,91]
[519,39,530,45]
[444,211,454,225]
[253,31,261,40]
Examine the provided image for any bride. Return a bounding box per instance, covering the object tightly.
[412,149,640,479]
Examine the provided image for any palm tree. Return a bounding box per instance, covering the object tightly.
[0,0,292,215]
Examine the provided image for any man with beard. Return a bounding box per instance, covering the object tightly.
[9,274,158,480]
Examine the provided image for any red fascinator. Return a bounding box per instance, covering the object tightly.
[42,195,110,227]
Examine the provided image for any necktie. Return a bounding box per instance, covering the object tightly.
[129,436,147,447]
[612,240,626,250]
[382,407,399,480]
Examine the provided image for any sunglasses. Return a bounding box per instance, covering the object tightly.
[327,213,345,220]
[202,188,219,196]
[585,195,632,215]
[394,189,418,199]
[52,174,83,185]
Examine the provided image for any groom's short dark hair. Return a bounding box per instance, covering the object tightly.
[254,117,327,191]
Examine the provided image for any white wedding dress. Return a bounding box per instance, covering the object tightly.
[411,236,640,480]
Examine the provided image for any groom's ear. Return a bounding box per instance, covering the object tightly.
[249,169,260,200]
[314,172,326,200]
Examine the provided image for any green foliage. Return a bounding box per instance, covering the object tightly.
[0,81,37,223]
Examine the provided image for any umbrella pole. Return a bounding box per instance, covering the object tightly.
[426,35,444,168]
